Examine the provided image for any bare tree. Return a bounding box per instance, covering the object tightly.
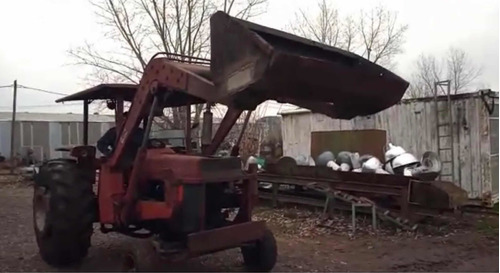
[290,0,341,47]
[406,54,443,98]
[340,15,358,52]
[290,2,408,66]
[69,0,267,129]
[407,47,482,98]
[216,100,278,158]
[358,5,408,66]
[447,47,482,94]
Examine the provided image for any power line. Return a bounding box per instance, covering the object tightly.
[22,102,81,108]
[0,102,81,109]
[1,82,68,95]
[17,84,68,96]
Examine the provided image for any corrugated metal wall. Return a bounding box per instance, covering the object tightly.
[281,94,498,200]
[0,121,114,160]
[0,122,11,158]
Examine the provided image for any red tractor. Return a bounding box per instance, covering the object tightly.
[32,12,408,271]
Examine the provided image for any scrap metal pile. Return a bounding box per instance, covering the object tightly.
[254,141,469,226]
[250,143,444,190]
[307,143,442,180]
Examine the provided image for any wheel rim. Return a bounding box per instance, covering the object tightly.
[34,187,50,233]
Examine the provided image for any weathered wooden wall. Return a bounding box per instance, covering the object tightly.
[281,92,499,200]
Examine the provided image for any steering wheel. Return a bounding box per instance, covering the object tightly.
[147,139,166,149]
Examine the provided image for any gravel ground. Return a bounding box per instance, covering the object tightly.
[0,179,498,272]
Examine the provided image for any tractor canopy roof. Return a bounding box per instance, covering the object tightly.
[56,63,211,107]
[56,83,137,102]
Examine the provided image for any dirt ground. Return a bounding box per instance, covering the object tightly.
[0,178,498,272]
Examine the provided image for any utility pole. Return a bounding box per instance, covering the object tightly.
[10,80,17,174]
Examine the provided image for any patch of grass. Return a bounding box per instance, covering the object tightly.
[493,202,499,213]
[476,217,499,236]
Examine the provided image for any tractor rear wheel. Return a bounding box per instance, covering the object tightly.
[33,159,95,267]
[241,228,277,272]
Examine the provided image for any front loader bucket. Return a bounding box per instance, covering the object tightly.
[210,12,409,119]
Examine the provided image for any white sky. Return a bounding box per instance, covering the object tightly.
[0,0,498,115]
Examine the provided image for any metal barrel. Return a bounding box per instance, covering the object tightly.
[210,11,409,119]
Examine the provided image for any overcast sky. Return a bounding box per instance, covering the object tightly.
[0,0,498,114]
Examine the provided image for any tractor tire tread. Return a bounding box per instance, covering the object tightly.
[34,159,95,267]
[241,228,277,272]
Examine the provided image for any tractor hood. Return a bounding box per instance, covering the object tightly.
[210,11,409,119]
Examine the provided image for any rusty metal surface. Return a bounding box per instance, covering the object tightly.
[266,163,411,186]
[175,62,211,80]
[260,163,469,210]
[210,11,409,119]
[258,173,403,197]
[143,151,248,183]
[311,130,387,161]
[409,180,468,209]
[187,221,266,254]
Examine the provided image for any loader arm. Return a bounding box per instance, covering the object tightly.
[108,58,215,169]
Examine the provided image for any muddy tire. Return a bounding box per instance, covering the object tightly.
[123,240,162,272]
[241,228,278,272]
[33,159,95,267]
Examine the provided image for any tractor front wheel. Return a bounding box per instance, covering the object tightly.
[241,228,277,272]
[123,239,162,272]
[33,159,95,267]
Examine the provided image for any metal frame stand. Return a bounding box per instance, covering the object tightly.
[323,192,378,234]
[352,203,377,234]
[313,184,417,232]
